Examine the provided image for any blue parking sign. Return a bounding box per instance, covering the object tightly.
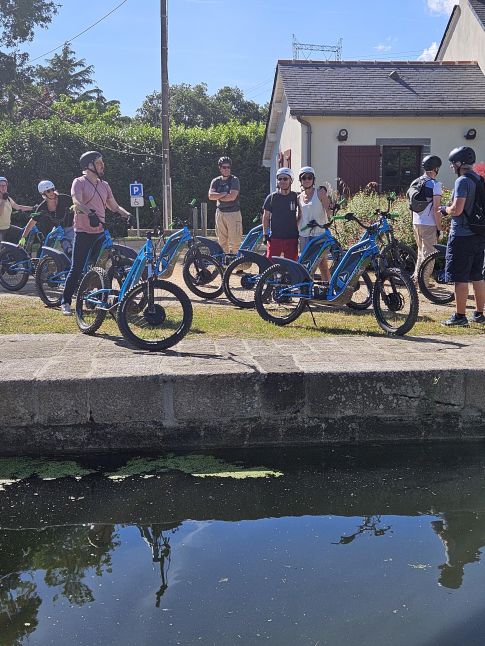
[130,182,144,197]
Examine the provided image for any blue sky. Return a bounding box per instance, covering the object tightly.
[25,0,455,116]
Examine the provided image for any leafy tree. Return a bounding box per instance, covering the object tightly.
[36,42,95,100]
[213,86,266,123]
[136,83,267,127]
[0,50,38,119]
[51,94,129,125]
[0,0,58,47]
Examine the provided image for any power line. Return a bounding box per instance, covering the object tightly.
[29,0,130,63]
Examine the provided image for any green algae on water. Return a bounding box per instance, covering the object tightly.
[107,454,284,480]
[0,458,95,483]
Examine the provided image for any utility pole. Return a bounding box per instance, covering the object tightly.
[160,0,172,230]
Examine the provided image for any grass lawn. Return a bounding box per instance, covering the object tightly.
[1,293,484,338]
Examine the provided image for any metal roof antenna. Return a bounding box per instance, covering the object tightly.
[389,70,400,80]
[292,34,342,61]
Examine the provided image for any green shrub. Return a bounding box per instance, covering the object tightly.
[0,118,269,230]
[331,190,453,249]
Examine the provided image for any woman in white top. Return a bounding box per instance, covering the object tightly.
[0,176,33,243]
[297,167,330,282]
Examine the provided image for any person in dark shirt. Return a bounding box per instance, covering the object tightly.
[262,167,300,260]
[440,146,485,326]
[208,155,242,254]
[19,180,74,254]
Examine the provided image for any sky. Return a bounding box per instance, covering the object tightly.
[23,0,456,116]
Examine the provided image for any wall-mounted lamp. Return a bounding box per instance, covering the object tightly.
[337,128,348,142]
[465,128,477,140]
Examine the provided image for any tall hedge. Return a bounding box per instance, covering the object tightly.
[0,118,269,230]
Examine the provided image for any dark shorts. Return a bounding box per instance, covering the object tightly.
[266,238,299,261]
[445,234,485,283]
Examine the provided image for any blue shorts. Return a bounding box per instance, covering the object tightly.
[445,235,485,283]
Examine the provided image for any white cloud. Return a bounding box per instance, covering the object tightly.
[374,36,395,52]
[418,41,439,61]
[426,0,455,15]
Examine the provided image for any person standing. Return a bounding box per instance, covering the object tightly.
[60,151,131,315]
[208,156,242,254]
[0,176,33,243]
[19,180,74,254]
[441,146,485,326]
[262,167,300,261]
[297,166,331,282]
[410,155,443,285]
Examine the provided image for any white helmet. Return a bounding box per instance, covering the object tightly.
[38,180,55,194]
[276,167,294,181]
[299,166,315,179]
[0,176,7,183]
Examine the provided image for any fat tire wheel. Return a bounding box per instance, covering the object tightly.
[75,267,110,335]
[346,270,373,311]
[254,264,305,326]
[380,242,417,275]
[117,279,193,351]
[182,252,224,299]
[0,247,30,291]
[417,250,454,305]
[373,268,419,336]
[223,255,260,308]
[34,255,65,306]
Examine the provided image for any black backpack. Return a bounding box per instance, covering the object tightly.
[464,173,485,237]
[406,175,433,213]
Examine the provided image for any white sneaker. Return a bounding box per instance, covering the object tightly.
[61,303,72,316]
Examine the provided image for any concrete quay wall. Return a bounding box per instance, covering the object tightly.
[1,334,485,455]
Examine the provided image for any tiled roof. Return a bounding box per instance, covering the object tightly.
[277,60,485,116]
[470,0,485,27]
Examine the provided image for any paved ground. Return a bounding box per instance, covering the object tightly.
[1,331,485,379]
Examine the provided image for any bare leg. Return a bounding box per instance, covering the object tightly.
[454,282,469,315]
[318,255,330,283]
[472,279,485,312]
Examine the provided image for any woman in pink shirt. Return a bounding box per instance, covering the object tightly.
[60,151,131,315]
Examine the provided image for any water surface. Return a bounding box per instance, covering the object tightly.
[2,444,485,645]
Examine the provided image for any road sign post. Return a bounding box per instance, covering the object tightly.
[130,182,144,237]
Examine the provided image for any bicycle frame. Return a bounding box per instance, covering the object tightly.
[83,226,194,310]
[39,228,112,289]
[272,215,389,305]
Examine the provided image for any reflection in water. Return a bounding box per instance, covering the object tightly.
[2,444,485,644]
[432,512,485,590]
[333,515,392,545]
[139,524,178,606]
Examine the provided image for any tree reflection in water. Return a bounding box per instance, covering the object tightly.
[0,524,119,646]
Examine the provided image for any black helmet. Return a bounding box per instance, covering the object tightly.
[422,155,442,171]
[218,156,231,167]
[448,146,476,165]
[80,150,102,170]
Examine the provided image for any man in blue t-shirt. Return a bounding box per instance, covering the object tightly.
[440,146,485,326]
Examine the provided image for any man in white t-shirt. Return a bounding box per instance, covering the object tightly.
[410,155,443,284]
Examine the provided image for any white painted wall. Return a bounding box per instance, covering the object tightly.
[295,115,485,192]
[439,1,485,72]
[268,99,302,191]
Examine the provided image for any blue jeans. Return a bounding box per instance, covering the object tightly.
[61,232,101,305]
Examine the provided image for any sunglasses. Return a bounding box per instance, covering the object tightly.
[220,165,231,170]
[46,188,55,193]
[300,174,314,181]
[277,176,291,181]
